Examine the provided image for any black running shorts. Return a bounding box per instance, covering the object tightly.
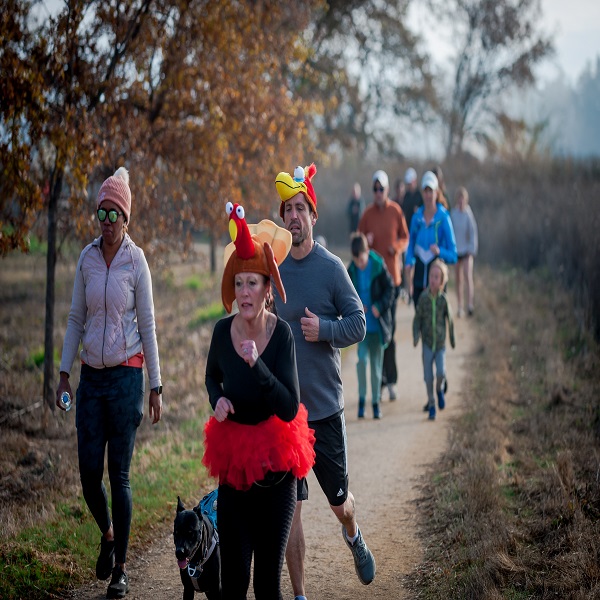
[296,411,349,507]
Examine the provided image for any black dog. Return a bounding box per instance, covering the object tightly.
[174,496,221,600]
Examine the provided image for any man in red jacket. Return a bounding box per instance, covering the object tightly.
[358,170,409,401]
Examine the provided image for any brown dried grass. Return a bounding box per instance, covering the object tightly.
[407,265,600,598]
[0,245,221,541]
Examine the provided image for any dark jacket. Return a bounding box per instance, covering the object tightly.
[347,250,394,347]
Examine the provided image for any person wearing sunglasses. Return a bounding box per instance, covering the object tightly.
[55,166,162,599]
[357,170,409,403]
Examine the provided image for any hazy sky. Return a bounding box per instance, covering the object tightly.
[540,0,600,84]
[409,0,600,87]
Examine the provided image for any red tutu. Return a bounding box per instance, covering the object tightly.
[202,404,316,491]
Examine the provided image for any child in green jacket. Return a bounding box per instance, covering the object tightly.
[413,259,455,420]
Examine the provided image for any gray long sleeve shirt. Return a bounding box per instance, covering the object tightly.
[274,242,366,421]
[450,206,478,257]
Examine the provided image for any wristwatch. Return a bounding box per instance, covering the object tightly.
[151,385,163,395]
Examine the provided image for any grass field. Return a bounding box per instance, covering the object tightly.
[407,266,600,598]
[0,247,222,599]
[1,250,599,598]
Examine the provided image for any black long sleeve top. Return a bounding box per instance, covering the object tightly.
[205,315,300,425]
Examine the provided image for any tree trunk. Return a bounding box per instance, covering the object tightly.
[43,170,63,426]
[209,230,216,274]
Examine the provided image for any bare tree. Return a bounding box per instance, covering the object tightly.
[288,0,435,157]
[432,0,553,157]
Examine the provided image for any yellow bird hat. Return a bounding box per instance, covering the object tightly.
[275,163,318,218]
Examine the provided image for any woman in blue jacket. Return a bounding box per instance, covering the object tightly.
[404,171,457,309]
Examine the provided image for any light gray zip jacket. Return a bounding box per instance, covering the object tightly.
[60,234,161,389]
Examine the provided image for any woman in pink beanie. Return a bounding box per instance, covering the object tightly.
[56,167,162,599]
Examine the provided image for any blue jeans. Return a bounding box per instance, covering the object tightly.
[421,345,446,408]
[76,364,144,564]
[357,332,385,405]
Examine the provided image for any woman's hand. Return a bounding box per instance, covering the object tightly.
[55,372,73,411]
[371,305,381,318]
[149,390,162,424]
[214,396,235,422]
[429,243,440,256]
[240,340,258,367]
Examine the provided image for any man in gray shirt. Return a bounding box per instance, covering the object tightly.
[274,164,376,600]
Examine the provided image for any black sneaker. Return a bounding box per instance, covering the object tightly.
[96,537,115,580]
[342,526,376,585]
[106,565,129,599]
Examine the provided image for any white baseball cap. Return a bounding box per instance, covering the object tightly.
[421,171,439,191]
[404,167,417,184]
[372,170,389,189]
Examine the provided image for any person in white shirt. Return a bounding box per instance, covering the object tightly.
[450,186,479,317]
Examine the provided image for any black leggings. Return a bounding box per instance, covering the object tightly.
[218,471,296,599]
[381,285,400,386]
[76,364,144,564]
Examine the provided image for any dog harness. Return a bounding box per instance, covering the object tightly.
[187,520,219,590]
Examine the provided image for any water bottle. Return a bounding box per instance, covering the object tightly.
[60,391,72,412]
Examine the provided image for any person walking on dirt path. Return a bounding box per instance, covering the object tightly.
[346,182,365,233]
[401,167,423,234]
[274,163,376,599]
[56,167,163,600]
[358,169,409,401]
[347,232,395,420]
[202,208,315,599]
[451,185,478,317]
[431,165,450,210]
[405,170,457,310]
[391,176,406,208]
[412,259,455,421]
[398,168,421,305]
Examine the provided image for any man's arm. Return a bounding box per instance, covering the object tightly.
[319,261,366,348]
[394,209,409,254]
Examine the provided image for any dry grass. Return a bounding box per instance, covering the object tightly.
[317,156,600,343]
[0,245,221,542]
[3,241,600,598]
[407,265,600,599]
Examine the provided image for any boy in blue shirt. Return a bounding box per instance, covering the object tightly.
[347,233,394,419]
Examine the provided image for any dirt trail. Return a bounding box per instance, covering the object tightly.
[67,299,475,600]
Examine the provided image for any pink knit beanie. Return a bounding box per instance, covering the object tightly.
[97,167,132,222]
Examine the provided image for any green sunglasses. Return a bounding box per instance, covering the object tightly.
[97,208,123,223]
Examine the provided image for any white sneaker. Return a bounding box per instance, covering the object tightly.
[388,384,397,401]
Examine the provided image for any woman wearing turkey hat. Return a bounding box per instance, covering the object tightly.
[202,203,316,599]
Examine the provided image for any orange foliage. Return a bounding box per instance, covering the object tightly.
[1,0,323,255]
[94,1,323,251]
